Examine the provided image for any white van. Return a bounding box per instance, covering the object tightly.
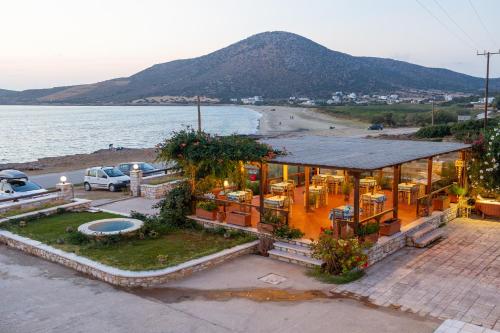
[83,167,130,192]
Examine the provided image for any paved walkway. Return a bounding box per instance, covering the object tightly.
[0,247,439,333]
[332,218,500,330]
[435,319,499,333]
[97,197,161,215]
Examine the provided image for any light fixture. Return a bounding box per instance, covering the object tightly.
[60,176,67,184]
[133,164,139,170]
[223,180,229,188]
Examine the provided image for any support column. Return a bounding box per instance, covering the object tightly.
[130,169,143,197]
[426,157,433,194]
[56,182,74,201]
[283,164,288,181]
[259,162,265,222]
[459,150,467,189]
[353,172,360,234]
[392,165,400,219]
[305,166,310,212]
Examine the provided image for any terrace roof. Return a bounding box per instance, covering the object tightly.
[262,136,471,171]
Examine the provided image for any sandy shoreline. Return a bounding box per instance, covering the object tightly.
[1,105,418,175]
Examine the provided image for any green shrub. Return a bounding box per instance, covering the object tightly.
[415,124,451,138]
[155,182,193,228]
[66,231,90,245]
[273,224,304,239]
[246,180,260,195]
[311,233,367,275]
[196,200,218,212]
[356,222,380,236]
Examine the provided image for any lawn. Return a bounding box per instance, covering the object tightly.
[1,211,256,271]
[320,103,471,126]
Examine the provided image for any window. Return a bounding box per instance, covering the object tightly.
[97,170,106,178]
[120,164,130,171]
[10,180,41,192]
[89,169,97,177]
[103,168,124,177]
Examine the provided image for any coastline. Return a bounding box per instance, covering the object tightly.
[2,105,418,175]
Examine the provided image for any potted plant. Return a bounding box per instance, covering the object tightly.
[195,201,218,220]
[342,182,352,203]
[357,221,380,244]
[379,217,401,236]
[227,210,251,226]
[449,184,466,203]
[432,194,450,211]
[257,210,282,234]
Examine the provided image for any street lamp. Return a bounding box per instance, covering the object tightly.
[60,176,67,184]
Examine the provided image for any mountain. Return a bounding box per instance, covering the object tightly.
[1,31,499,104]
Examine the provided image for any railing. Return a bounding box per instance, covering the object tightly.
[359,208,394,224]
[143,166,182,176]
[194,195,290,224]
[0,188,61,204]
[416,184,453,217]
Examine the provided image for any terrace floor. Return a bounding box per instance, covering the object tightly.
[225,185,418,240]
[330,217,500,330]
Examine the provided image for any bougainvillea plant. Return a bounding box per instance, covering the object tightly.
[311,228,368,275]
[157,128,282,193]
[468,123,500,198]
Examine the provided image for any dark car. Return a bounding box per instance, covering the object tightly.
[0,169,29,180]
[368,123,384,130]
[117,162,159,176]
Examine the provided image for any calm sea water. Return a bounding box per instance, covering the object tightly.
[0,105,261,164]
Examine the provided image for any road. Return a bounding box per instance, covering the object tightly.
[0,246,439,333]
[29,169,86,188]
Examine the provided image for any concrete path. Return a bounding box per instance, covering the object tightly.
[331,218,500,330]
[435,319,499,333]
[0,246,439,333]
[96,197,161,215]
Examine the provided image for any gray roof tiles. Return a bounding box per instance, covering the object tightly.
[262,136,470,171]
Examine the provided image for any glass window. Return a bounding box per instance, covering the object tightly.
[103,168,124,177]
[10,180,41,192]
[97,170,106,178]
[89,169,97,177]
[139,163,155,172]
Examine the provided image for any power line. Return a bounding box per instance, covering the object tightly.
[415,0,475,49]
[432,0,479,49]
[477,50,500,128]
[467,0,498,47]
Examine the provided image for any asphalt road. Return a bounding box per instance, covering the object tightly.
[29,169,86,188]
[0,247,439,333]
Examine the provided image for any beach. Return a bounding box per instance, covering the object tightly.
[1,106,418,175]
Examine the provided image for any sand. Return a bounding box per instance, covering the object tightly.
[1,106,419,175]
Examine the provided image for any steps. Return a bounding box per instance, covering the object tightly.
[268,241,322,268]
[410,223,444,248]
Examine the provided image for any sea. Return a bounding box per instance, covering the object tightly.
[0,105,261,164]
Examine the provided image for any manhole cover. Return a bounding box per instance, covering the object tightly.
[258,273,287,285]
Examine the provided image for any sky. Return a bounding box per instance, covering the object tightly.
[1,0,499,91]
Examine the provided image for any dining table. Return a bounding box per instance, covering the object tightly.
[308,185,327,207]
[270,182,293,195]
[264,195,287,208]
[226,190,247,203]
[361,193,387,214]
[360,178,377,194]
[398,182,418,205]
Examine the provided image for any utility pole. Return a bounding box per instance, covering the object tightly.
[431,100,435,126]
[197,95,201,133]
[477,50,500,129]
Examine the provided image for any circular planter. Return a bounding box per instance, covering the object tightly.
[78,218,144,236]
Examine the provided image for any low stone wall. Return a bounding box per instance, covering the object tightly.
[0,198,92,224]
[0,230,258,287]
[0,194,62,215]
[367,205,458,265]
[140,179,185,200]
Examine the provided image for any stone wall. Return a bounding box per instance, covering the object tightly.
[0,198,91,223]
[140,179,185,200]
[0,194,62,215]
[367,205,458,265]
[0,230,259,287]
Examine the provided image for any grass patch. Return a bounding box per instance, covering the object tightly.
[1,211,256,271]
[0,200,69,218]
[306,266,365,284]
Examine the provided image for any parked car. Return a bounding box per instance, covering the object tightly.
[117,162,160,176]
[0,169,47,199]
[368,123,384,130]
[83,167,130,192]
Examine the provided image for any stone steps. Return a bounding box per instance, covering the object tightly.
[414,228,444,248]
[410,224,436,242]
[268,249,322,268]
[273,241,313,257]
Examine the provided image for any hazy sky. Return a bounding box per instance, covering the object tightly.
[1,0,499,91]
